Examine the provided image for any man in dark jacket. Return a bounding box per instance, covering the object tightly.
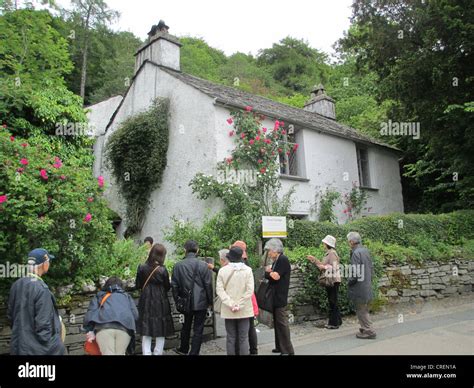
[347,231,376,339]
[264,238,295,355]
[7,248,66,355]
[171,240,212,355]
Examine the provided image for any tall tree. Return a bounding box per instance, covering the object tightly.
[69,0,118,100]
[0,9,85,137]
[257,36,330,95]
[339,0,474,212]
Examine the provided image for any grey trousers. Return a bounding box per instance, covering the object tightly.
[273,307,295,355]
[225,318,250,355]
[355,303,375,334]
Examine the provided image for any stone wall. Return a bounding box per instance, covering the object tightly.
[379,259,473,302]
[0,290,215,355]
[286,259,474,322]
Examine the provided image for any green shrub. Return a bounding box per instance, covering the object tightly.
[77,238,149,289]
[105,98,170,237]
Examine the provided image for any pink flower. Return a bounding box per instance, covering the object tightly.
[60,175,66,180]
[260,167,266,174]
[21,143,28,148]
[245,106,252,112]
[87,197,94,203]
[343,209,348,214]
[264,139,271,144]
[20,158,28,165]
[10,136,15,142]
[255,135,261,141]
[40,169,48,180]
[84,213,92,223]
[53,157,62,169]
[229,130,235,137]
[280,121,285,127]
[227,118,233,125]
[281,130,287,135]
[249,139,255,145]
[0,195,7,204]
[293,143,299,151]
[278,148,283,153]
[240,133,246,139]
[17,168,24,173]
[98,176,104,188]
[226,157,233,164]
[258,159,263,164]
[274,121,280,130]
[262,128,267,133]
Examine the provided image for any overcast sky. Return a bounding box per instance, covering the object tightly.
[56,0,354,58]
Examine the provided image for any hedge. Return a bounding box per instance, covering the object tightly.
[286,210,474,250]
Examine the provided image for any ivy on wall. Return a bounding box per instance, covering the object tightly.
[105,98,170,237]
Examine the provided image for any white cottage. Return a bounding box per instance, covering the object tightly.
[89,30,404,243]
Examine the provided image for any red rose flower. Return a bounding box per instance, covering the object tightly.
[260,167,266,174]
[240,132,246,139]
[229,130,235,137]
[245,106,252,112]
[258,159,263,164]
[227,118,233,125]
[249,139,255,145]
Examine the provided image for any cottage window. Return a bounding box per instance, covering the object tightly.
[356,146,371,187]
[279,132,299,176]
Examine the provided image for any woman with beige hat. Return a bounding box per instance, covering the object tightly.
[307,235,342,329]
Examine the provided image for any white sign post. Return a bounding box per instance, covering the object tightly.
[262,216,287,238]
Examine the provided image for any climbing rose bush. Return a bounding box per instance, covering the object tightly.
[0,125,116,292]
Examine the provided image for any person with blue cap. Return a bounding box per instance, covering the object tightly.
[7,248,66,355]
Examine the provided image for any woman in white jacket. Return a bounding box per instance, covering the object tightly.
[216,246,254,355]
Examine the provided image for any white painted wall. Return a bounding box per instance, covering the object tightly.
[87,95,123,177]
[97,63,221,247]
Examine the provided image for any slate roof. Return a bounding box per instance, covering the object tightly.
[157,64,399,152]
[105,59,398,152]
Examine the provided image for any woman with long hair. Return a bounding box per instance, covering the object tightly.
[135,243,175,355]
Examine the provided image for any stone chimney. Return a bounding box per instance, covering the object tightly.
[134,31,181,73]
[303,84,336,120]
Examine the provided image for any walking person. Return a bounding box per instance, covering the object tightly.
[232,240,259,355]
[216,246,254,355]
[307,235,342,329]
[346,231,376,339]
[83,277,139,355]
[7,248,66,355]
[136,244,175,355]
[264,238,295,355]
[171,240,213,355]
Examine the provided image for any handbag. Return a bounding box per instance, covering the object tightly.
[213,269,236,314]
[83,292,112,356]
[175,262,198,314]
[318,250,339,287]
[256,251,275,312]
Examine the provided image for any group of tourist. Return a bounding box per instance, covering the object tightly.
[6,231,376,355]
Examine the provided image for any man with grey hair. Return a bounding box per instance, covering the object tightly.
[7,248,66,355]
[347,232,376,339]
[263,238,294,355]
